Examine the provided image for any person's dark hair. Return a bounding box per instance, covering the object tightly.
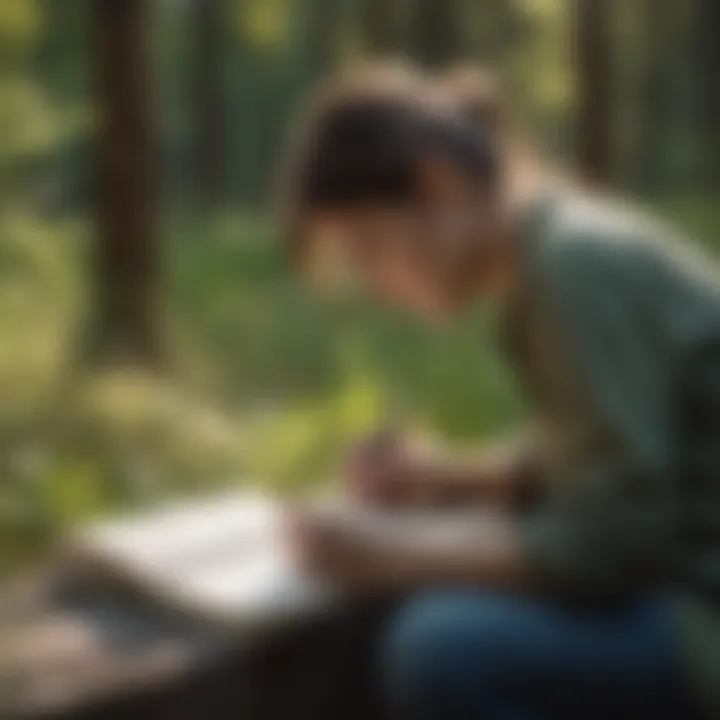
[280,63,505,263]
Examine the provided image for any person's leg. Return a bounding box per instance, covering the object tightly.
[380,589,696,720]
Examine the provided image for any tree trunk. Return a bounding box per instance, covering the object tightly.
[634,0,672,194]
[305,0,343,81]
[574,0,613,185]
[360,0,404,57]
[92,0,161,366]
[411,0,461,69]
[193,0,228,208]
[695,0,720,192]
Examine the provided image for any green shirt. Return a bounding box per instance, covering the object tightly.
[505,189,720,714]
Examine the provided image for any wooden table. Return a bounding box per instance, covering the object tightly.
[3,573,394,720]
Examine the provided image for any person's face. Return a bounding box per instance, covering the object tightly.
[304,159,505,320]
[307,207,446,318]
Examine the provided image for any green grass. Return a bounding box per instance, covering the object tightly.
[0,198,718,569]
[167,213,522,435]
[164,210,524,494]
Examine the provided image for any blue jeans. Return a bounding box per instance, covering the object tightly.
[380,590,698,720]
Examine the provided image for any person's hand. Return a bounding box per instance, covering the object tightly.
[286,503,528,594]
[345,430,542,511]
[345,429,434,508]
[286,506,395,593]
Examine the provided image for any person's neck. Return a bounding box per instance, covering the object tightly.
[483,168,552,302]
[435,224,518,316]
[475,225,521,303]
[440,169,551,314]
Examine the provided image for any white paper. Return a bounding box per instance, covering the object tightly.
[67,491,332,629]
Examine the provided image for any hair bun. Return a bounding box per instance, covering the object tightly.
[435,65,506,136]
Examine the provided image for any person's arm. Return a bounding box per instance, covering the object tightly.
[411,441,541,510]
[303,220,684,600]
[290,507,532,594]
[348,432,541,511]
[514,223,680,600]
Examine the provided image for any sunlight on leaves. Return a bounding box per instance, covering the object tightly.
[235,0,292,52]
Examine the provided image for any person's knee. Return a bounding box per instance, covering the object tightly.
[382,592,462,695]
[380,590,519,713]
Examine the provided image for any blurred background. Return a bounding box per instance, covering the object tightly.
[0,0,717,571]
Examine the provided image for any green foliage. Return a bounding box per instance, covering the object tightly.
[661,200,720,248]
[0,0,41,65]
[0,0,718,573]
[1,201,719,570]
[236,0,294,53]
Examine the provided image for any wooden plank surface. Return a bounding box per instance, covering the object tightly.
[2,573,394,720]
[3,574,228,719]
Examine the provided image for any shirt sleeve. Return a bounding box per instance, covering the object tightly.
[518,228,681,600]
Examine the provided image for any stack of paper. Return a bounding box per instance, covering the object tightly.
[65,492,333,630]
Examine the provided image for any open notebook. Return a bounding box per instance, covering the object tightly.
[63,491,491,632]
[63,492,334,631]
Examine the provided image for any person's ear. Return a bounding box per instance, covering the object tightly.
[415,155,474,205]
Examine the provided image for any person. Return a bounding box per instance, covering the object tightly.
[279,62,719,719]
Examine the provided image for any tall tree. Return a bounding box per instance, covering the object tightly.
[91,0,160,365]
[193,0,228,207]
[573,0,613,185]
[411,0,461,69]
[633,0,672,193]
[695,0,720,192]
[629,0,698,195]
[37,0,90,210]
[305,0,344,81]
[360,0,404,57]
